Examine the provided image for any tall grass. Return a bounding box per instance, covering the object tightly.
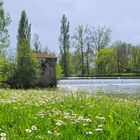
[0,89,139,139]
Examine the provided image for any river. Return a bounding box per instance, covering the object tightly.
[58,79,140,94]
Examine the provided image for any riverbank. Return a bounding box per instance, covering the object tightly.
[0,89,139,139]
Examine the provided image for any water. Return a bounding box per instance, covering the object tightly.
[58,79,140,94]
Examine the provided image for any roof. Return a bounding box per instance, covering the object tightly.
[35,52,57,59]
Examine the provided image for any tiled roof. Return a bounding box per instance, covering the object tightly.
[35,52,56,58]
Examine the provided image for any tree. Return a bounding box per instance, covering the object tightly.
[112,41,130,73]
[95,48,115,75]
[56,63,63,80]
[9,10,39,88]
[91,26,111,74]
[0,0,11,53]
[33,33,41,52]
[0,0,11,82]
[59,14,70,77]
[73,25,90,75]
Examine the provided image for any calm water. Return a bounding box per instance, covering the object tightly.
[58,79,140,94]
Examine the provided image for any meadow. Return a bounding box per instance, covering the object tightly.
[0,89,140,140]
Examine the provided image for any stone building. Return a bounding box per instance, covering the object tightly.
[35,52,57,87]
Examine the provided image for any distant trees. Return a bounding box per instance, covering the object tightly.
[8,10,39,88]
[59,14,70,77]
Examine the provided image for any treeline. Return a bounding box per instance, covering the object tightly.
[59,15,140,77]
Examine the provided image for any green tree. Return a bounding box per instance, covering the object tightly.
[59,14,70,77]
[73,25,90,75]
[112,41,130,73]
[9,10,39,88]
[95,48,115,75]
[0,0,11,82]
[56,63,63,80]
[0,0,11,53]
[91,26,111,74]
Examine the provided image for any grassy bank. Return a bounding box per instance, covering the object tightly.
[0,89,139,140]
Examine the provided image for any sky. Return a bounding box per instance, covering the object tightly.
[4,0,140,54]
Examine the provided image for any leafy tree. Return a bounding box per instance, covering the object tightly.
[73,25,90,75]
[91,26,111,74]
[33,33,41,52]
[8,10,39,88]
[0,0,11,53]
[56,63,63,80]
[0,0,11,82]
[112,41,130,73]
[95,48,115,75]
[128,45,140,73]
[59,14,70,77]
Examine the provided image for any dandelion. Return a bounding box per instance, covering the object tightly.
[25,129,32,133]
[0,133,6,137]
[31,125,37,131]
[86,131,93,135]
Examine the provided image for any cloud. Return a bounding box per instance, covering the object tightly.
[4,0,140,53]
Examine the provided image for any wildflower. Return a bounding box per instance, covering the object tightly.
[83,123,89,126]
[77,116,84,121]
[25,129,32,133]
[1,137,6,140]
[83,118,92,122]
[98,124,103,128]
[0,133,6,137]
[54,131,60,136]
[48,130,53,135]
[31,125,37,131]
[56,120,64,126]
[95,128,103,132]
[95,116,105,120]
[86,131,93,135]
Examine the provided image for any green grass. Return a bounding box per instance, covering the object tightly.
[0,89,140,139]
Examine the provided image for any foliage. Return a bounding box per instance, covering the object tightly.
[8,10,39,88]
[72,25,91,75]
[59,14,70,77]
[0,0,11,53]
[56,63,63,80]
[0,0,11,84]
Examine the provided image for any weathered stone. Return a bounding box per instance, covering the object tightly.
[36,52,57,87]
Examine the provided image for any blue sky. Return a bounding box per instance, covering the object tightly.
[4,0,140,53]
